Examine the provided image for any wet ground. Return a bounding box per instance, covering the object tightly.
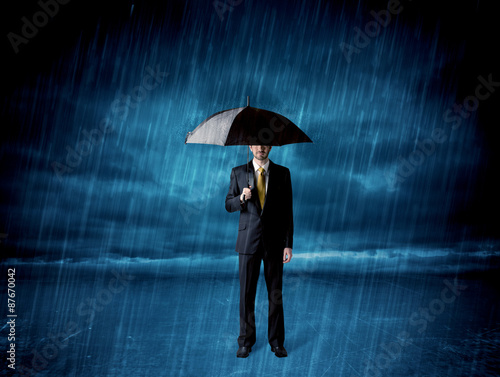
[2,253,499,377]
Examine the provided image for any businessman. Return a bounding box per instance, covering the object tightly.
[225,145,293,358]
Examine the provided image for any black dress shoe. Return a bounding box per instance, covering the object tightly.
[237,346,251,358]
[270,346,288,358]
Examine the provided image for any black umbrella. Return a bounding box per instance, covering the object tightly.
[185,97,312,147]
[185,97,312,188]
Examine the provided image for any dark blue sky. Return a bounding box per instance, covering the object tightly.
[1,0,499,262]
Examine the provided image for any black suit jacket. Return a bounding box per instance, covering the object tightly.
[225,160,293,255]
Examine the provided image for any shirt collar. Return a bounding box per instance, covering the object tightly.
[252,159,270,174]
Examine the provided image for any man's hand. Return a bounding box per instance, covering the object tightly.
[240,186,252,202]
[283,248,292,264]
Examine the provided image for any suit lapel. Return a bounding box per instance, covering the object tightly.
[247,161,255,190]
[261,160,275,212]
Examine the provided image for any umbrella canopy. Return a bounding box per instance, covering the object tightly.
[185,99,312,146]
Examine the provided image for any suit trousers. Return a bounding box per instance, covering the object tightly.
[238,241,285,348]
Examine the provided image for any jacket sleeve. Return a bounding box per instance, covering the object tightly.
[225,168,246,213]
[284,168,294,249]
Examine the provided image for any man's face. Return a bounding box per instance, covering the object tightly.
[250,145,272,161]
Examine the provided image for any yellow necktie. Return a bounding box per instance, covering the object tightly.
[257,167,266,208]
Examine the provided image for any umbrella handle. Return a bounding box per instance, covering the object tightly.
[243,185,252,203]
[245,144,250,203]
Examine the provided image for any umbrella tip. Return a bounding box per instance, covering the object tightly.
[247,96,249,107]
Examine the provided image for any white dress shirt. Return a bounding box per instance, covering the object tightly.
[252,159,269,193]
